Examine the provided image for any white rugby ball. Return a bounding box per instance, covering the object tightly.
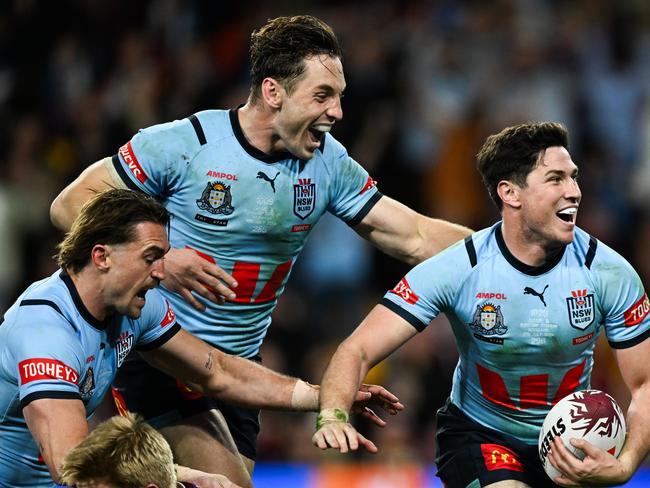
[538,389,626,480]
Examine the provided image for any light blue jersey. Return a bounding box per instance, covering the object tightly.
[111,108,380,357]
[381,222,650,445]
[0,270,180,487]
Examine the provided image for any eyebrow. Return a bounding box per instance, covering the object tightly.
[546,167,579,177]
[145,245,170,257]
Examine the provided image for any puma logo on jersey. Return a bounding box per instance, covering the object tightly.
[524,285,549,306]
[257,171,280,193]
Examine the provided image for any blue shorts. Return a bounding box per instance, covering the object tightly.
[112,352,261,460]
[435,400,559,487]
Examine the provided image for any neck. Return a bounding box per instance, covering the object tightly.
[237,102,279,155]
[67,268,107,321]
[500,220,563,267]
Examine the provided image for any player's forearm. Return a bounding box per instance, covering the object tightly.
[411,215,472,265]
[206,354,318,411]
[319,341,369,413]
[618,384,650,480]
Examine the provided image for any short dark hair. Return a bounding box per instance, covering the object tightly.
[477,122,569,209]
[56,189,170,272]
[248,15,343,102]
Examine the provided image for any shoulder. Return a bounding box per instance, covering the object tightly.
[457,224,501,269]
[569,227,632,271]
[132,109,230,159]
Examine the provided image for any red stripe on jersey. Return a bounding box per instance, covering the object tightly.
[119,140,147,184]
[232,262,261,303]
[254,259,292,303]
[624,293,650,327]
[19,358,79,385]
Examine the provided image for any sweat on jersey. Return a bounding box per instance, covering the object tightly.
[381,222,650,445]
[111,108,381,357]
[0,270,180,487]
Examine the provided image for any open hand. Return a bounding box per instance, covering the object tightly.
[163,247,238,310]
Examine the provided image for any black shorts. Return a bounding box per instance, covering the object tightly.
[112,352,261,460]
[435,400,559,487]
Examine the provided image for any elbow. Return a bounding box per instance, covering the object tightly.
[49,192,68,231]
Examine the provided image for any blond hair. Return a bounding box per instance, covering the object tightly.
[59,413,176,488]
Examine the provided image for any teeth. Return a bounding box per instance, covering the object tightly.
[558,207,577,215]
[311,124,331,133]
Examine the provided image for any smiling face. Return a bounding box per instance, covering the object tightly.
[104,222,169,319]
[512,146,581,248]
[273,54,345,159]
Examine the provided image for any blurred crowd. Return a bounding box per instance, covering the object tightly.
[2,0,650,466]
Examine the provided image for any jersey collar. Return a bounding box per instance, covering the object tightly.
[59,270,112,331]
[229,106,318,163]
[494,222,566,276]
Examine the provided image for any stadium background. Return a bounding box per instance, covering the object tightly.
[1,0,650,485]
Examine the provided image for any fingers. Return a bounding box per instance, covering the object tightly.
[358,406,387,427]
[360,384,405,414]
[312,423,377,453]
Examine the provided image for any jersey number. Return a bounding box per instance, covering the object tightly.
[190,247,292,303]
[476,360,586,410]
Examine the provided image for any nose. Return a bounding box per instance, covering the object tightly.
[151,259,166,282]
[566,178,581,202]
[327,96,343,121]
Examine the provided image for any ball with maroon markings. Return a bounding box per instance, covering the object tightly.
[538,389,626,480]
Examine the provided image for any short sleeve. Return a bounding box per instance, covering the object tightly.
[323,137,381,225]
[134,289,182,351]
[6,307,84,408]
[598,255,650,349]
[111,118,201,197]
[380,240,468,332]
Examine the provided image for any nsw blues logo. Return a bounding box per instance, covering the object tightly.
[293,178,316,220]
[566,289,595,330]
[470,302,507,336]
[197,181,234,215]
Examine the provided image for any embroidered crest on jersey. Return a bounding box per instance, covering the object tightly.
[624,293,650,327]
[79,366,95,400]
[19,358,79,385]
[470,302,507,336]
[293,178,316,219]
[116,331,134,368]
[566,289,595,330]
[196,181,234,215]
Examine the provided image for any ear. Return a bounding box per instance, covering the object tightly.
[91,244,110,272]
[496,180,522,209]
[261,77,284,109]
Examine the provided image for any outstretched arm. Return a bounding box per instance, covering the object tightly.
[354,195,472,266]
[549,338,650,486]
[312,304,418,453]
[141,329,402,420]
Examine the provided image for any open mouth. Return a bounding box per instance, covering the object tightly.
[308,124,331,144]
[556,207,577,223]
